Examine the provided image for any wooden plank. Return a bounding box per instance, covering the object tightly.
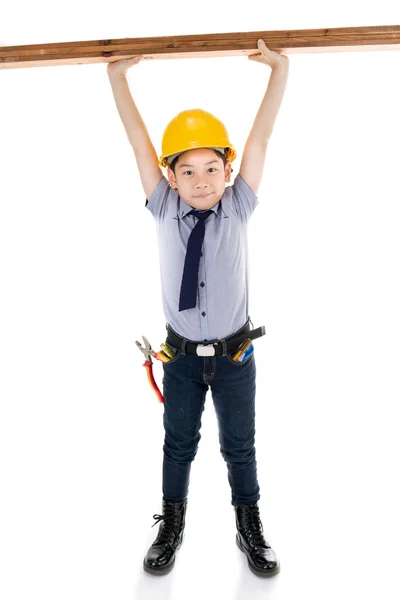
[1,25,400,70]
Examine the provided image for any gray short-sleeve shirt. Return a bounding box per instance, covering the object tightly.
[145,173,259,342]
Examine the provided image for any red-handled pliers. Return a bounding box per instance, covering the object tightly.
[135,336,165,404]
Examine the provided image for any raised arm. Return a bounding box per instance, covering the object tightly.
[239,40,290,196]
[107,57,163,200]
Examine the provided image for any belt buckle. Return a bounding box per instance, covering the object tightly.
[196,343,216,356]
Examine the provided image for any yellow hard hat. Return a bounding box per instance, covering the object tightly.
[159,109,237,168]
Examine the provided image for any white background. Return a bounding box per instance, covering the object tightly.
[1,2,400,599]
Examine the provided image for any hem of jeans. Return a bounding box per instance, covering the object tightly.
[232,497,261,507]
[162,496,187,503]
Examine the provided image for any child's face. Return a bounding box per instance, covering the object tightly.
[167,148,232,210]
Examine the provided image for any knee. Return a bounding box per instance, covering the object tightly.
[164,433,202,462]
[220,444,256,465]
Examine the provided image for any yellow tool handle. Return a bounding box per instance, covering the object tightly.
[232,338,252,361]
[160,343,175,359]
[153,350,171,363]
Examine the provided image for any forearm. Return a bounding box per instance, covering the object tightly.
[108,72,152,149]
[248,63,289,144]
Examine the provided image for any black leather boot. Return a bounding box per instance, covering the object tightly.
[143,499,187,575]
[235,503,280,577]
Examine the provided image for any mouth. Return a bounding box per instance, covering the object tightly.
[194,193,212,199]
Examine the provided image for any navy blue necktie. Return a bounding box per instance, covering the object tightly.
[179,209,213,311]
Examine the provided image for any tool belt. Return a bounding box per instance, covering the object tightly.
[165,316,265,357]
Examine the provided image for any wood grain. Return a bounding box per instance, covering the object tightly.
[1,25,399,70]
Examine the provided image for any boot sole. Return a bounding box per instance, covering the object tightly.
[143,536,183,576]
[236,534,280,577]
[143,556,176,576]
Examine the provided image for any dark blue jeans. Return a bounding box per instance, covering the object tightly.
[161,325,261,507]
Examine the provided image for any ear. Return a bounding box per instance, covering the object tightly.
[224,162,232,183]
[167,168,178,189]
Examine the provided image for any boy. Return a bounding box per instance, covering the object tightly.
[107,39,289,577]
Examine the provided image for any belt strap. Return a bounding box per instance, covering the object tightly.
[166,323,266,356]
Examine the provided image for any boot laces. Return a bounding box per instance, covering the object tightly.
[151,503,183,545]
[240,504,270,550]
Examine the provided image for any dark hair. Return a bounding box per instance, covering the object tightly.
[170,149,228,174]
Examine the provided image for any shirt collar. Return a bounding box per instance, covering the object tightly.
[176,193,224,220]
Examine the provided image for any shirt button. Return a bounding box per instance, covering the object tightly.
[201,312,206,317]
[200,282,205,287]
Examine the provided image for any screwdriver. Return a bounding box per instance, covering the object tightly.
[238,343,254,362]
[232,338,252,361]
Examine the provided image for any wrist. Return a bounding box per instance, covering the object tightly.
[271,59,289,72]
[107,69,128,79]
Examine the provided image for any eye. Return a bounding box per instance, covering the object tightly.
[182,168,217,176]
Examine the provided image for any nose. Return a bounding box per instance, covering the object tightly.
[194,175,209,188]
